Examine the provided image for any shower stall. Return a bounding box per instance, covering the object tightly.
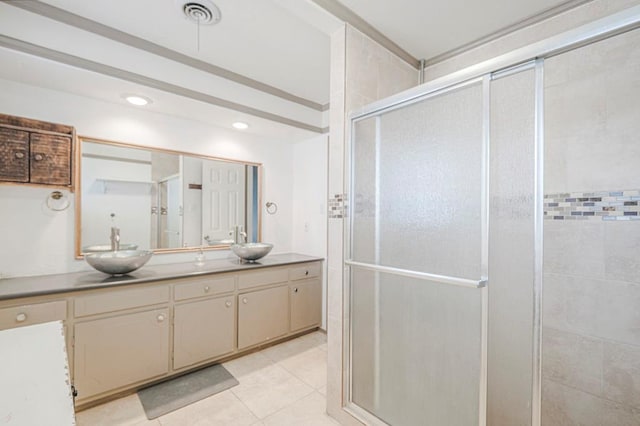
[345,8,640,426]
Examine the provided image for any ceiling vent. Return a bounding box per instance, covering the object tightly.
[177,0,221,25]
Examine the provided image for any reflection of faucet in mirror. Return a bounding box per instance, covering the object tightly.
[110,226,120,251]
[230,225,247,244]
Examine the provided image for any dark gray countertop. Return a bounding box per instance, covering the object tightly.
[0,253,323,301]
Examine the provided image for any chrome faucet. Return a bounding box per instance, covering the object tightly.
[110,226,121,251]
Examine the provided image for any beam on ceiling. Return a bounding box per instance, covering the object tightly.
[5,0,327,112]
[0,35,325,134]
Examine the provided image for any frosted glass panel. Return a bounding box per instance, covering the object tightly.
[351,82,484,279]
[351,267,482,425]
[351,117,378,264]
[488,68,536,426]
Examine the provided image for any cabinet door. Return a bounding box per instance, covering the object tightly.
[290,279,322,331]
[30,133,71,185]
[0,127,29,182]
[173,296,235,370]
[238,285,288,349]
[73,308,169,401]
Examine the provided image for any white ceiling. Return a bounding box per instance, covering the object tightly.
[0,0,587,142]
[337,0,579,60]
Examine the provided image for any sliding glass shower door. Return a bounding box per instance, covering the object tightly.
[347,64,541,425]
[347,80,488,425]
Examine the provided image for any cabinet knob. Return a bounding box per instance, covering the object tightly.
[294,287,298,293]
[15,312,27,322]
[225,301,232,308]
[157,314,166,322]
[14,152,25,159]
[204,285,210,293]
[34,153,44,161]
[305,270,309,276]
[242,297,248,304]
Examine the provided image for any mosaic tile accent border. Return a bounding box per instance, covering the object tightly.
[544,190,640,221]
[328,193,346,219]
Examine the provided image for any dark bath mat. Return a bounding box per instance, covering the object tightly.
[138,364,239,419]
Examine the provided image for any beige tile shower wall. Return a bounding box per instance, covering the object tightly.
[326,24,418,425]
[542,28,640,425]
[423,0,640,82]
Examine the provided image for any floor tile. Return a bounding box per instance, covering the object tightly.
[75,394,149,426]
[158,390,258,426]
[278,346,327,389]
[222,351,274,379]
[262,392,339,426]
[231,363,314,419]
[261,332,326,362]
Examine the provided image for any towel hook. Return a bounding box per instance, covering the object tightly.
[265,201,278,215]
[46,190,70,212]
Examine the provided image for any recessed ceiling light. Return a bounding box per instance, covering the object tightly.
[232,122,249,130]
[124,95,151,106]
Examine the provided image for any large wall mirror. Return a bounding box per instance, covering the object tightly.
[75,137,262,257]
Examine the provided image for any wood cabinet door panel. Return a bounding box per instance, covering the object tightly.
[290,279,322,331]
[30,133,71,185]
[0,127,29,182]
[173,296,235,370]
[73,308,169,400]
[238,285,288,349]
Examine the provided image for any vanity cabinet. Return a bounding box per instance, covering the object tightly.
[238,284,289,349]
[0,257,323,409]
[289,262,322,332]
[73,308,170,400]
[0,114,74,187]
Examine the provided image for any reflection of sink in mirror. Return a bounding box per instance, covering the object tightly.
[231,243,273,262]
[206,239,235,246]
[82,243,138,253]
[85,250,153,275]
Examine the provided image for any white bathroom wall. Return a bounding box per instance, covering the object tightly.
[0,78,300,278]
[292,134,328,328]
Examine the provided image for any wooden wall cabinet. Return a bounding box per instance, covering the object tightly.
[0,113,74,187]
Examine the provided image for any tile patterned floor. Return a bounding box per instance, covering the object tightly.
[75,331,338,426]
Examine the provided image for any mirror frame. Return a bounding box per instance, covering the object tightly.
[74,136,263,259]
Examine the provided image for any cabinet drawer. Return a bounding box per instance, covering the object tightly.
[174,276,235,301]
[238,267,288,290]
[74,286,169,318]
[0,127,29,183]
[289,262,321,281]
[0,300,67,330]
[29,133,72,186]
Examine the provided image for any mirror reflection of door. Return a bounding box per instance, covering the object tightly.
[202,161,246,244]
[157,174,182,249]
